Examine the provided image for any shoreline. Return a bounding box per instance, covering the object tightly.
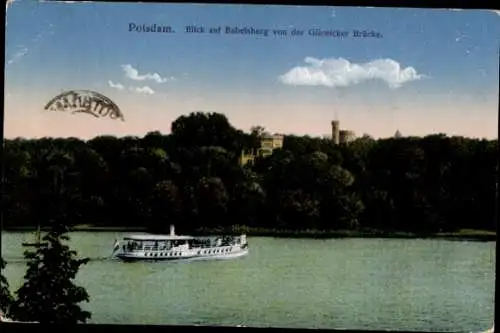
[2,225,496,241]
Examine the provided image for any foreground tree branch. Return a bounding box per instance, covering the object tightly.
[11,224,91,324]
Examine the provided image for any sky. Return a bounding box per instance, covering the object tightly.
[4,1,500,140]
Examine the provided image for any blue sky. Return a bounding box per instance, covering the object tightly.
[4,1,500,139]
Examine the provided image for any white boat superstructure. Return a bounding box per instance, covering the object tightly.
[112,225,248,262]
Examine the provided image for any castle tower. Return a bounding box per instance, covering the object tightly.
[339,130,356,144]
[331,120,340,145]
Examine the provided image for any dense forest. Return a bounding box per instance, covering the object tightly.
[1,112,498,235]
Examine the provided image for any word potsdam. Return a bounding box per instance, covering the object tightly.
[129,23,174,33]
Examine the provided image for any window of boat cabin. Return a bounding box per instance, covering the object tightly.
[124,239,167,251]
[142,240,157,250]
[152,240,171,250]
[194,238,211,248]
[124,240,142,251]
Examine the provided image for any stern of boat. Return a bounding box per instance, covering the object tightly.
[240,234,248,249]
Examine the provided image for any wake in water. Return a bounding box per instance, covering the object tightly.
[4,256,118,264]
[4,254,245,265]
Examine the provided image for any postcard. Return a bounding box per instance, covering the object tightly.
[2,1,498,331]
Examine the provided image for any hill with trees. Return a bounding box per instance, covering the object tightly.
[2,112,497,238]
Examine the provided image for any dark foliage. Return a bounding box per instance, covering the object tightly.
[10,224,91,324]
[2,112,497,235]
[0,257,14,315]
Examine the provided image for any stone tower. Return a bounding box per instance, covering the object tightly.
[331,120,340,145]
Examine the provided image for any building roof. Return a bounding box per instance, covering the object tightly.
[124,234,195,241]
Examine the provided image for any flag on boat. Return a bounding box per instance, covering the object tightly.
[112,239,120,253]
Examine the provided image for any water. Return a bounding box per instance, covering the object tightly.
[1,231,496,331]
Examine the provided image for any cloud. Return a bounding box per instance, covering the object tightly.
[129,86,155,95]
[279,57,424,89]
[108,80,125,91]
[6,22,55,67]
[121,64,173,83]
[108,80,154,95]
[6,46,28,65]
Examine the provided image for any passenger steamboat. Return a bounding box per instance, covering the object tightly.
[112,225,248,262]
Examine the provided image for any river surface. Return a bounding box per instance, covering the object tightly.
[1,231,496,331]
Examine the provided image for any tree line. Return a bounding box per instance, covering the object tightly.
[2,111,498,235]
